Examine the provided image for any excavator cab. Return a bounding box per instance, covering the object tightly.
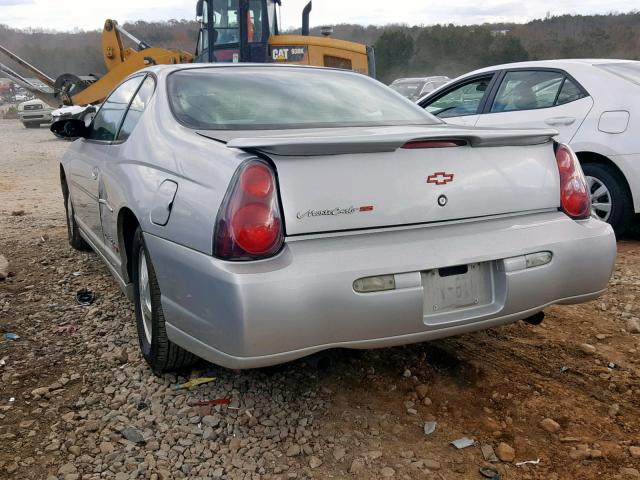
[195,0,375,77]
[195,0,279,63]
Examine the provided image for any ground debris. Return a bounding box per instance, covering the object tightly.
[0,119,639,479]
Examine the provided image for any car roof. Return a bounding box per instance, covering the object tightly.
[19,99,43,105]
[142,62,360,76]
[392,76,449,83]
[463,58,639,77]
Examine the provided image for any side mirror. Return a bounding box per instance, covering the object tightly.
[50,119,88,140]
[196,0,204,17]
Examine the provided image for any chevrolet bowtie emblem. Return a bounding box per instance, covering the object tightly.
[426,172,454,185]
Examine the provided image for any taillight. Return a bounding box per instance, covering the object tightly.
[555,143,590,220]
[213,159,284,260]
[402,139,467,149]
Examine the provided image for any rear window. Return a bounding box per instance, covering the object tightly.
[167,67,439,130]
[598,63,640,86]
[390,81,424,97]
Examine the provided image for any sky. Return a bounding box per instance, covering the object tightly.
[1,0,638,31]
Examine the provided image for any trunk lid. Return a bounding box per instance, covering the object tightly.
[199,125,561,236]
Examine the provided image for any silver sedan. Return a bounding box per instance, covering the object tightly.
[54,64,616,372]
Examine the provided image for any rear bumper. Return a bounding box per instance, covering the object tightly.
[144,211,616,369]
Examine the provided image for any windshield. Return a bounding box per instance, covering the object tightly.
[168,67,439,130]
[598,62,640,86]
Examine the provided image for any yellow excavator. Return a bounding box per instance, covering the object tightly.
[0,0,375,109]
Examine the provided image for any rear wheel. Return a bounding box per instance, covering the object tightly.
[582,163,633,237]
[64,192,90,250]
[131,228,197,373]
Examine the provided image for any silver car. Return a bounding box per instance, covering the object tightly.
[54,64,616,372]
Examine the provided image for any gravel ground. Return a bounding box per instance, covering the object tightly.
[1,119,640,480]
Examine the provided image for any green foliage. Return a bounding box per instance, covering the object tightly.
[374,30,414,83]
[331,12,640,81]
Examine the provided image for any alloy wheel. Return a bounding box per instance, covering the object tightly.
[138,249,153,345]
[585,175,612,222]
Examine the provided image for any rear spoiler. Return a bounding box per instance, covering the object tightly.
[208,128,558,156]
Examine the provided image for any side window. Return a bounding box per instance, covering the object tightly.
[424,76,492,118]
[556,78,586,105]
[117,77,156,142]
[213,0,240,45]
[248,0,265,43]
[490,70,565,113]
[88,76,145,141]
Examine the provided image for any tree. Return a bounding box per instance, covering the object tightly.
[486,36,529,66]
[373,30,414,83]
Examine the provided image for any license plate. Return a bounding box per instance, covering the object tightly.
[422,262,492,314]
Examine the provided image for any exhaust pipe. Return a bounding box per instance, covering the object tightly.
[522,311,545,325]
[301,1,312,36]
[305,352,332,370]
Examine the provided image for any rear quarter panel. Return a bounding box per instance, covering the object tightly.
[106,83,252,256]
[568,65,640,211]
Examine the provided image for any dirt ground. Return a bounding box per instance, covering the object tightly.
[1,118,640,480]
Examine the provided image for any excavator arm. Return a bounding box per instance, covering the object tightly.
[0,20,193,107]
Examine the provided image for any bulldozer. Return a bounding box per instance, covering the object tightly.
[0,0,375,111]
[194,0,375,75]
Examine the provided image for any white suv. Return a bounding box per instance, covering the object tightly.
[17,99,54,128]
[418,59,640,236]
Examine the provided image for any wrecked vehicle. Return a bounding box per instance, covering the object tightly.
[54,64,616,372]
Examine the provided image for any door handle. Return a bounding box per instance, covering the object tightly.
[91,167,99,180]
[545,116,576,126]
[98,199,113,213]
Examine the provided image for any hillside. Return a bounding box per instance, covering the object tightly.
[1,12,639,84]
[0,20,199,79]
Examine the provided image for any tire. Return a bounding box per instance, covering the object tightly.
[64,192,90,251]
[582,163,633,237]
[131,227,197,373]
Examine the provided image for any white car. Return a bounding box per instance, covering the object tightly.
[418,59,640,235]
[17,98,54,128]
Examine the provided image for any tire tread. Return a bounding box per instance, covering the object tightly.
[582,162,633,237]
[133,228,197,373]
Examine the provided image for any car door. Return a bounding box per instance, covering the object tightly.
[418,73,497,126]
[69,75,145,249]
[98,75,157,269]
[475,69,594,143]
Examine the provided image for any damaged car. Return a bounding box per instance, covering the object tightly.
[53,64,617,372]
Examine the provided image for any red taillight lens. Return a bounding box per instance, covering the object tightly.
[555,143,590,219]
[232,203,280,254]
[401,139,467,149]
[214,160,284,260]
[240,163,273,198]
